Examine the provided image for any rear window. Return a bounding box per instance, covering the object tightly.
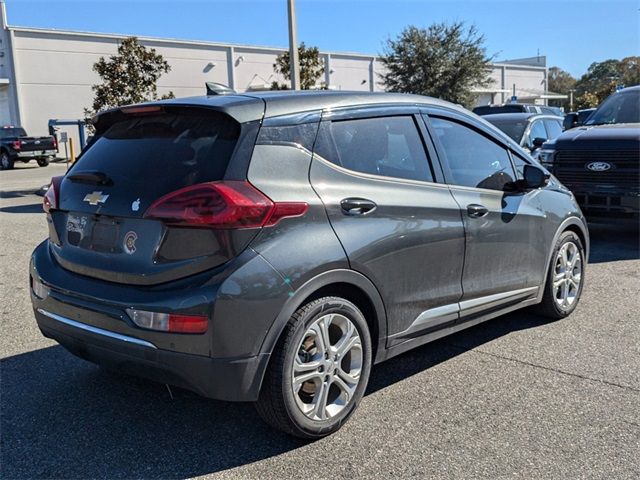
[0,127,27,139]
[74,109,240,192]
[484,118,528,143]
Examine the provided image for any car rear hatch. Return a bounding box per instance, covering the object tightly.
[47,105,265,285]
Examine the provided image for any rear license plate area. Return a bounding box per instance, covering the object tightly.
[66,214,120,252]
[91,220,120,252]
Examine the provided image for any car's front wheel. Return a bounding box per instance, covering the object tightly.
[537,230,585,319]
[256,296,372,438]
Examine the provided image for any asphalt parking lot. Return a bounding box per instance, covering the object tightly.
[1,162,639,479]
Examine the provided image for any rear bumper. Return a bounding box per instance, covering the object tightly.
[35,307,269,401]
[16,150,56,158]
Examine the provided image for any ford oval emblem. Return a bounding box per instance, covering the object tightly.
[587,162,612,172]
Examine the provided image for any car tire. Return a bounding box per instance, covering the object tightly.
[536,231,585,320]
[256,296,372,439]
[37,157,50,167]
[0,151,14,170]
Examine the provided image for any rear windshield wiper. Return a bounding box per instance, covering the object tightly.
[67,171,113,186]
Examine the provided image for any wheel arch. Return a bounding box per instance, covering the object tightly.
[537,216,590,302]
[257,269,388,383]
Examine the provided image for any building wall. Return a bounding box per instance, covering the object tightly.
[1,20,548,143]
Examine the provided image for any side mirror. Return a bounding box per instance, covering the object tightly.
[531,137,546,150]
[522,164,550,189]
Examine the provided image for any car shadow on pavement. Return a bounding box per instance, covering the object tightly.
[587,223,639,264]
[0,189,42,199]
[1,309,550,479]
[0,203,44,214]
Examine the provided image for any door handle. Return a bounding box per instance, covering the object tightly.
[340,198,377,216]
[467,204,489,218]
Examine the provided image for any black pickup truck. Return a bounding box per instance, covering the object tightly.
[538,86,640,223]
[0,126,58,170]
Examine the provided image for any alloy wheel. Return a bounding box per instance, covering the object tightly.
[552,241,582,309]
[291,313,363,421]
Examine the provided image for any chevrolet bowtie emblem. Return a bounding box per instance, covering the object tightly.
[83,191,109,206]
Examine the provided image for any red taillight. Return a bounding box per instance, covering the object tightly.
[52,136,58,151]
[12,140,21,150]
[144,181,308,229]
[168,314,209,333]
[43,176,63,213]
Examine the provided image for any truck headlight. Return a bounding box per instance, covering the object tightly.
[537,149,556,167]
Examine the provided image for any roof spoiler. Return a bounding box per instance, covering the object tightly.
[205,82,236,96]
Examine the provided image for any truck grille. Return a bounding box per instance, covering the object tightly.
[553,150,640,189]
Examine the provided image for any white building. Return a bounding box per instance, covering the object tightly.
[0,0,551,144]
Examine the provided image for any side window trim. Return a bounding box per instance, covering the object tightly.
[423,112,517,191]
[415,113,446,184]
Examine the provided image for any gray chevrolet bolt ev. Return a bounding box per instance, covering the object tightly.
[31,91,589,438]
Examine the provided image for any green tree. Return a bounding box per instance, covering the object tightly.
[85,37,174,120]
[272,42,325,90]
[380,22,494,108]
[573,56,639,108]
[547,66,576,110]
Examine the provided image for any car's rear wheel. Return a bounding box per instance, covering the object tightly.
[0,152,14,170]
[536,231,585,319]
[37,157,50,167]
[256,296,372,438]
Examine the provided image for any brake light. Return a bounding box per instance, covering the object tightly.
[12,140,21,150]
[43,176,63,213]
[144,181,308,229]
[126,309,208,334]
[121,105,163,115]
[52,136,58,151]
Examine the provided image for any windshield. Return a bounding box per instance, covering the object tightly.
[483,118,528,143]
[0,128,27,139]
[585,90,640,125]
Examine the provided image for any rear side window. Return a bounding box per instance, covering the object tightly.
[544,119,563,139]
[317,116,433,182]
[75,109,240,194]
[430,117,515,191]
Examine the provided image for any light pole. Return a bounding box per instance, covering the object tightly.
[569,89,575,111]
[287,0,300,90]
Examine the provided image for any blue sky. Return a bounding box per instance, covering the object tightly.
[4,0,639,77]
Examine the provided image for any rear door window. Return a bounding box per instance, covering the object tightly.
[74,108,240,197]
[544,119,563,139]
[429,117,515,191]
[318,116,434,182]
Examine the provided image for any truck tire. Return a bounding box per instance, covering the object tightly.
[0,151,14,170]
[37,157,50,167]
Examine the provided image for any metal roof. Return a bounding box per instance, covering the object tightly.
[98,90,469,124]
